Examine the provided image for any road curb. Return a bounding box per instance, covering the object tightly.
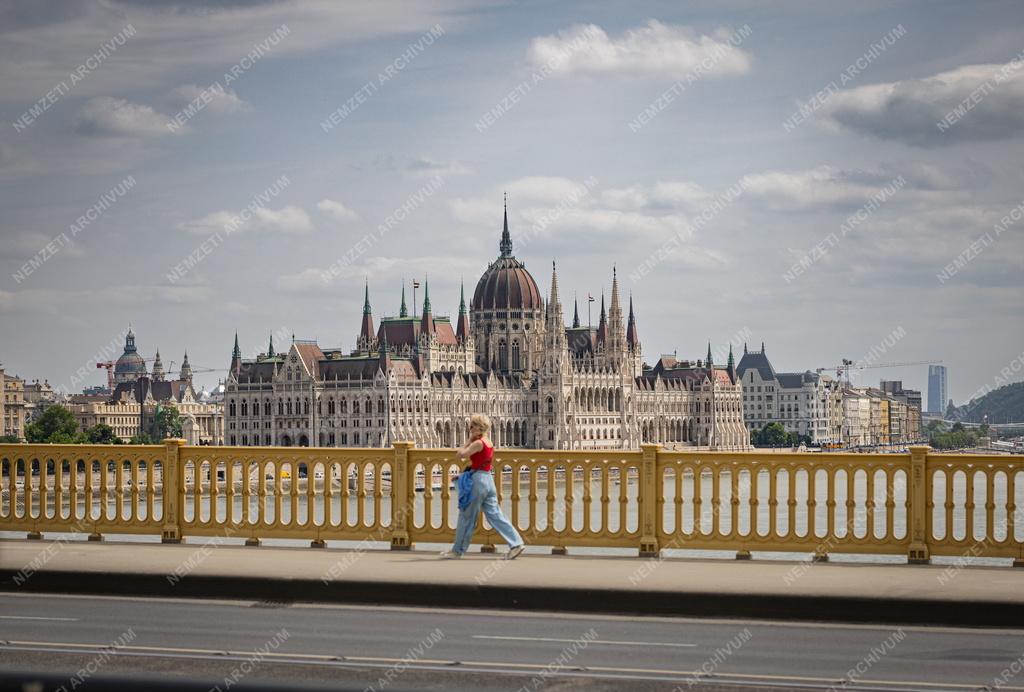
[2,569,1021,628]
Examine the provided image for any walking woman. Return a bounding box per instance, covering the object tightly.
[442,414,525,559]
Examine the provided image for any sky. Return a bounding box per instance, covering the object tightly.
[0,0,1022,405]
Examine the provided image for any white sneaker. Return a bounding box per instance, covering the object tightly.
[506,545,525,561]
[440,550,462,559]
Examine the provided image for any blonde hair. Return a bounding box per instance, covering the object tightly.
[470,413,491,434]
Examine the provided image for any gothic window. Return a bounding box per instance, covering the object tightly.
[287,400,293,415]
[546,396,554,414]
[353,400,360,414]
[498,340,507,367]
[377,399,384,415]
[241,401,248,417]
[340,398,347,413]
[264,400,271,416]
[229,400,236,417]
[328,399,335,415]
[278,400,284,415]
[511,340,521,370]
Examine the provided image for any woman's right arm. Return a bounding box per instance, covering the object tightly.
[456,439,483,460]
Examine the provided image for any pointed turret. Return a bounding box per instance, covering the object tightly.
[456,280,471,343]
[420,279,434,335]
[180,351,193,381]
[626,294,639,349]
[152,350,165,381]
[378,329,391,371]
[727,344,737,382]
[706,342,713,367]
[400,281,408,318]
[596,293,607,344]
[268,333,275,358]
[359,280,375,349]
[499,193,513,258]
[230,332,242,376]
[547,261,565,349]
[609,267,623,328]
[572,295,581,329]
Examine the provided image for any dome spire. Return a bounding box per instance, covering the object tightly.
[573,294,580,329]
[400,280,408,318]
[500,192,513,258]
[359,280,375,349]
[456,279,470,343]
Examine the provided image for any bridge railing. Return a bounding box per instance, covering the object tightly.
[1,441,1021,563]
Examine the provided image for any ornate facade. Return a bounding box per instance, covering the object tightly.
[67,331,223,444]
[224,205,749,450]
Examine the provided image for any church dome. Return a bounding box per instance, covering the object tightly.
[471,202,542,312]
[114,329,147,380]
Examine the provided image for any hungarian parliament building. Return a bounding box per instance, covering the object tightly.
[224,206,749,450]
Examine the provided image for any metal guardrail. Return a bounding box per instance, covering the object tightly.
[1,441,1021,563]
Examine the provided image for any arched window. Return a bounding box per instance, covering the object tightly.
[278,400,284,415]
[303,399,310,415]
[498,339,507,368]
[241,401,248,417]
[287,400,293,415]
[264,400,271,416]
[511,340,521,370]
[546,396,554,414]
[328,399,335,415]
[353,400,360,414]
[377,399,384,415]
[340,398,347,413]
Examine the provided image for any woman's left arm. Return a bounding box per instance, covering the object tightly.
[456,439,483,460]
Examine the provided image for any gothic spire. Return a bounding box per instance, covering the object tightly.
[597,293,607,343]
[232,332,241,359]
[707,341,713,366]
[626,294,639,349]
[359,281,375,348]
[456,279,470,343]
[420,278,434,334]
[268,333,274,358]
[400,280,408,318]
[230,332,242,377]
[499,192,513,258]
[728,343,735,370]
[572,295,581,329]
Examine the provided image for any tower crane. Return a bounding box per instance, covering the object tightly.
[815,359,943,385]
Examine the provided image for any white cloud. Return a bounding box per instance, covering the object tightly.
[528,20,751,78]
[740,165,907,211]
[317,199,359,222]
[171,84,250,114]
[76,96,180,138]
[406,158,470,179]
[252,206,313,234]
[819,61,1024,145]
[180,206,312,235]
[602,181,710,210]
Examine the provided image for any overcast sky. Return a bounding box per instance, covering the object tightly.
[1,0,1022,404]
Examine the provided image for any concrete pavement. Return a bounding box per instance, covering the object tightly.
[2,539,1023,627]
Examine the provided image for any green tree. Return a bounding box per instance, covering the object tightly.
[128,431,154,445]
[24,406,82,443]
[0,434,20,443]
[85,423,121,445]
[150,405,183,441]
[752,422,789,447]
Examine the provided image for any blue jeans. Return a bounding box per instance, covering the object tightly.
[452,471,523,554]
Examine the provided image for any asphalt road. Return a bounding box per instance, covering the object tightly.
[0,593,1022,691]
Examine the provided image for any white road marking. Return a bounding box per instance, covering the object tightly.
[473,634,695,647]
[0,640,1017,690]
[0,616,78,621]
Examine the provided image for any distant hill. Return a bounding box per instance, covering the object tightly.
[948,381,1024,424]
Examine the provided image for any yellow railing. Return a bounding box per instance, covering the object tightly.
[1,441,1021,563]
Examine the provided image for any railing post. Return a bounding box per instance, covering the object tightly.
[390,441,414,550]
[907,445,930,564]
[639,443,662,557]
[162,438,185,544]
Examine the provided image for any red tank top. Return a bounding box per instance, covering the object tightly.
[469,440,494,471]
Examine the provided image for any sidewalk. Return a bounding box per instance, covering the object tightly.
[2,539,1022,627]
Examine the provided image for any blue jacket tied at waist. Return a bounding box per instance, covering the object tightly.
[457,469,476,511]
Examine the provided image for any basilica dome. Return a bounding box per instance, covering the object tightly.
[114,329,147,382]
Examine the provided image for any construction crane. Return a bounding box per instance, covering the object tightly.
[95,357,161,391]
[815,359,942,385]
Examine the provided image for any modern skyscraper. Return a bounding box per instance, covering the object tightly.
[928,365,948,414]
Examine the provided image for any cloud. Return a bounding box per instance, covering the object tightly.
[76,96,180,137]
[171,83,250,114]
[180,205,312,234]
[276,255,478,294]
[602,181,710,211]
[740,165,911,211]
[818,61,1024,145]
[5,231,86,260]
[406,157,470,179]
[528,20,751,78]
[316,199,359,222]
